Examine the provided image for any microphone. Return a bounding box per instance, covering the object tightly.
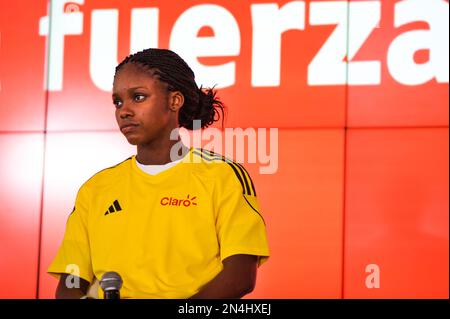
[100,271,123,299]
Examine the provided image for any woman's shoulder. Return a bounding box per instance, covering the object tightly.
[190,148,254,190]
[191,148,237,171]
[82,156,133,188]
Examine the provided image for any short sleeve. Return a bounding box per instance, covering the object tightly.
[47,184,94,284]
[215,180,270,267]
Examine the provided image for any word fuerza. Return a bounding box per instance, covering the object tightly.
[38,0,448,91]
[178,302,272,316]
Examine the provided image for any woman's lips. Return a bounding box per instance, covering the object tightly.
[120,124,138,134]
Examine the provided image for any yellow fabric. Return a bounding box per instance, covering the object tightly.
[48,147,270,299]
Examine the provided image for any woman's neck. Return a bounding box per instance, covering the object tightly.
[136,139,190,165]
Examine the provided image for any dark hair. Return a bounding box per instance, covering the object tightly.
[114,48,225,130]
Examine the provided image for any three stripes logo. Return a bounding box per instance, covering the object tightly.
[104,200,122,216]
[192,148,257,196]
[192,148,266,226]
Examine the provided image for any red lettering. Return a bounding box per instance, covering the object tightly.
[160,195,198,207]
[160,197,169,206]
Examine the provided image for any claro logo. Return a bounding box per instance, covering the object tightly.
[38,0,449,91]
[160,195,198,207]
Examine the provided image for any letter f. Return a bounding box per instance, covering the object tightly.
[39,0,84,91]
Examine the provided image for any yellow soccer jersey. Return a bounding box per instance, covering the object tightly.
[48,147,270,299]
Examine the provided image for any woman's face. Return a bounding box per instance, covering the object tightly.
[112,63,179,146]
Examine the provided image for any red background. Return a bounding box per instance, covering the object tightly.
[0,0,448,298]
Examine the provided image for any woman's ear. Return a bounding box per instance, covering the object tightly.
[169,91,184,112]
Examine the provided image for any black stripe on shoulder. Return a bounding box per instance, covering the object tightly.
[198,149,252,196]
[193,150,211,160]
[230,161,251,196]
[201,148,218,157]
[243,195,265,225]
[194,149,248,195]
[199,149,255,196]
[235,162,257,197]
[195,148,221,160]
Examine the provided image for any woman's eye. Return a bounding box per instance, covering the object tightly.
[113,100,122,108]
[134,94,146,102]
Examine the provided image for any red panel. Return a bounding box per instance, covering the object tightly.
[344,128,449,298]
[0,134,44,298]
[347,0,449,127]
[241,129,345,298]
[0,1,47,131]
[38,132,135,298]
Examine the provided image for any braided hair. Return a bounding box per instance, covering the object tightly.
[114,48,225,130]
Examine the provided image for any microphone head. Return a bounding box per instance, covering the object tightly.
[100,271,123,292]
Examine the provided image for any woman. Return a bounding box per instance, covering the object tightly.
[48,48,270,299]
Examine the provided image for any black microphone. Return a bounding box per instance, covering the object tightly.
[100,272,123,299]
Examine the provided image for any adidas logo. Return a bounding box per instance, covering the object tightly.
[104,200,122,215]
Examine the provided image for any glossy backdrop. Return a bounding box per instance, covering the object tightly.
[0,0,448,298]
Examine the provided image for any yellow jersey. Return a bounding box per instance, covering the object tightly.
[47,147,270,298]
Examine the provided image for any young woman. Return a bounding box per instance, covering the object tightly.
[48,48,270,299]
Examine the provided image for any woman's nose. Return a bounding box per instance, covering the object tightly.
[119,101,134,118]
